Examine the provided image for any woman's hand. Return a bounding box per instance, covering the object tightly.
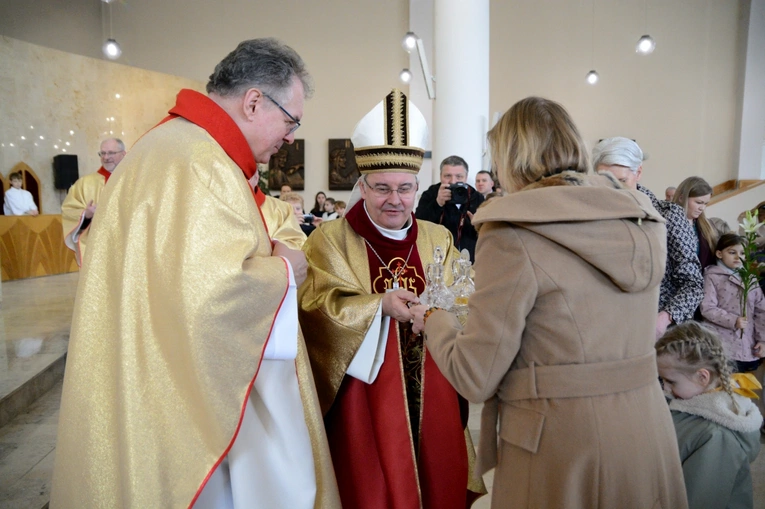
[735,316,749,330]
[410,304,429,334]
[753,342,765,358]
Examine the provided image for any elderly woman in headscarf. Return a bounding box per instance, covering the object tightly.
[592,137,703,337]
[411,98,688,509]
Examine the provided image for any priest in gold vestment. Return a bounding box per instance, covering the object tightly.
[299,89,485,509]
[60,138,126,266]
[250,169,307,250]
[51,39,338,509]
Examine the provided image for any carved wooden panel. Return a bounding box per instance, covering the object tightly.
[0,215,78,281]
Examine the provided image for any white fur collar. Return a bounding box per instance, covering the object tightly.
[669,391,763,433]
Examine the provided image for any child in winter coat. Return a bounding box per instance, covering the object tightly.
[700,233,765,373]
[656,321,763,509]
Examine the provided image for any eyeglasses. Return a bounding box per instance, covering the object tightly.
[98,151,124,157]
[263,93,301,135]
[363,176,416,197]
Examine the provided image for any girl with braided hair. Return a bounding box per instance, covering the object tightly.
[656,321,763,509]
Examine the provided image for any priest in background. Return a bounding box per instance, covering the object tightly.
[60,137,125,266]
[299,89,485,509]
[51,38,339,509]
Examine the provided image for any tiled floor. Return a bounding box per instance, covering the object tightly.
[0,272,763,509]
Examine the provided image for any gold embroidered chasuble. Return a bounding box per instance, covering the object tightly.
[261,194,307,250]
[61,170,107,265]
[50,115,337,508]
[299,214,457,414]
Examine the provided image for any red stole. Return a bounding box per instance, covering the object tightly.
[161,89,267,211]
[324,200,467,509]
[97,167,111,183]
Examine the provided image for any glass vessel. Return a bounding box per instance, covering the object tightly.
[449,249,475,317]
[420,247,455,310]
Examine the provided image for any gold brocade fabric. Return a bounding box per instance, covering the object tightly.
[262,195,307,250]
[60,171,106,265]
[299,216,456,415]
[50,118,337,508]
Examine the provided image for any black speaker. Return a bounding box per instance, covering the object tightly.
[53,155,79,190]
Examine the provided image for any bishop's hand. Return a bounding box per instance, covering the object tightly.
[382,289,419,323]
[273,241,307,287]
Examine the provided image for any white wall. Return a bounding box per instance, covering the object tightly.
[737,0,765,180]
[490,0,746,195]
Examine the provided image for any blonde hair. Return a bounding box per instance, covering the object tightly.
[280,192,304,208]
[672,176,716,252]
[655,321,739,413]
[487,97,589,192]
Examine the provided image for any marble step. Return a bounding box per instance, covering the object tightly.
[0,380,62,509]
[0,353,66,429]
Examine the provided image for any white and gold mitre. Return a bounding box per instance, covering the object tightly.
[351,89,428,175]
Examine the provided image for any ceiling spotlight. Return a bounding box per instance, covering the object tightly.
[586,70,599,85]
[103,39,122,59]
[402,32,418,53]
[636,35,656,55]
[399,68,413,84]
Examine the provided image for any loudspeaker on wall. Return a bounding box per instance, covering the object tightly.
[53,155,79,190]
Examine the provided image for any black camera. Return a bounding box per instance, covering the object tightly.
[303,214,315,223]
[447,182,470,205]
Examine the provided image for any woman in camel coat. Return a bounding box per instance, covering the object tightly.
[412,97,688,509]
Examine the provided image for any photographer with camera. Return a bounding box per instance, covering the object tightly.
[415,155,484,261]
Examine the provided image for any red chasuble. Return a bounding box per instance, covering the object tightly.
[324,201,468,509]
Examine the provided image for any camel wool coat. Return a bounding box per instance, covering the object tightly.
[425,173,689,509]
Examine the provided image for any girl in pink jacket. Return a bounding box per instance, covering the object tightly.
[700,233,765,373]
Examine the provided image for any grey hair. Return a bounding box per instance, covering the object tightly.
[206,38,314,102]
[102,138,125,152]
[439,155,469,173]
[591,137,644,174]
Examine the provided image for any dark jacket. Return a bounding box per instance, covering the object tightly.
[415,182,484,261]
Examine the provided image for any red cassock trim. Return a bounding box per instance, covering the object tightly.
[97,166,111,183]
[161,89,267,209]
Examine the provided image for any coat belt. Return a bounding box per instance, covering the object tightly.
[475,351,659,476]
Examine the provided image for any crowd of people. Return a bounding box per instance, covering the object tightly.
[47,37,765,509]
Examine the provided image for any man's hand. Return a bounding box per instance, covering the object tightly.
[273,240,307,287]
[410,304,428,334]
[436,183,452,207]
[84,200,97,219]
[381,289,419,322]
[656,311,673,340]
